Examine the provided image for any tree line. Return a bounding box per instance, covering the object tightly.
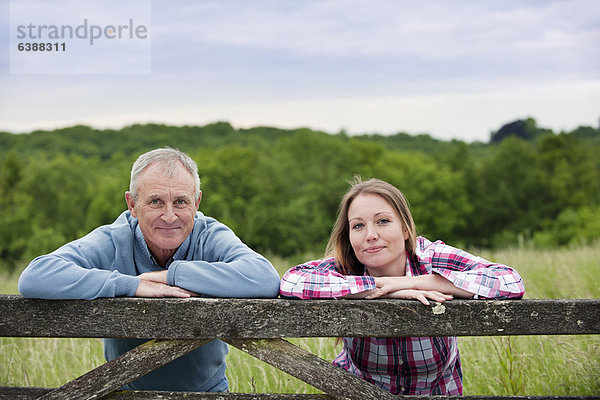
[1,119,599,270]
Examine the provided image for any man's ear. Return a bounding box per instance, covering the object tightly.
[125,192,137,217]
[195,191,202,210]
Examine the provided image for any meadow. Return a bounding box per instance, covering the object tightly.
[1,242,599,395]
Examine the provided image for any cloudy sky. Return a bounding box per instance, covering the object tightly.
[1,0,599,142]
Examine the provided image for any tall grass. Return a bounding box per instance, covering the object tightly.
[1,243,599,394]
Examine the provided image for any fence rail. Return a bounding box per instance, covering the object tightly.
[1,295,599,400]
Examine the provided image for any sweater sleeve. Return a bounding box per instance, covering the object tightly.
[279,258,376,299]
[421,239,525,299]
[18,227,140,300]
[166,220,280,298]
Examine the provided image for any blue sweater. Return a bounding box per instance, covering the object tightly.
[18,211,281,392]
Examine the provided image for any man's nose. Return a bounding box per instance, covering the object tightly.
[161,204,177,223]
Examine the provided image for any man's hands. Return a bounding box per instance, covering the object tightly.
[135,270,199,298]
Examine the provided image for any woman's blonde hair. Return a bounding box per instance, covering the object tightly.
[325,177,417,275]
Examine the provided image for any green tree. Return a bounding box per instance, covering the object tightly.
[538,133,600,210]
[245,131,356,256]
[476,137,549,246]
[196,146,267,243]
[20,155,97,252]
[364,151,471,243]
[0,153,34,268]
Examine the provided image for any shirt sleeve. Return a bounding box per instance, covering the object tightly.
[18,227,140,300]
[166,219,281,298]
[420,238,525,299]
[279,258,376,299]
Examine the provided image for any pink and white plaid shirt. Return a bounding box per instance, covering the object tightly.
[279,236,525,395]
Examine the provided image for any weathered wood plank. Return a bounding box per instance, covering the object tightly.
[0,387,333,399]
[1,295,598,339]
[225,338,397,400]
[107,392,332,400]
[37,338,211,400]
[0,387,598,400]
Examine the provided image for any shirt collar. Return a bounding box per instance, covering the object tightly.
[134,223,191,268]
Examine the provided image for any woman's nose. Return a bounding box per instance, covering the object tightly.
[366,225,378,241]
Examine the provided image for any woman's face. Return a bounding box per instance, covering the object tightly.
[347,193,408,277]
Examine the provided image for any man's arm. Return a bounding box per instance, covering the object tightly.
[19,219,138,300]
[19,239,194,299]
[19,253,140,300]
[166,220,280,298]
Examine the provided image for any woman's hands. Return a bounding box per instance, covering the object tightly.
[367,288,453,305]
[135,270,199,298]
[355,275,474,305]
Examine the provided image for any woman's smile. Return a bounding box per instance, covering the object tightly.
[364,245,385,253]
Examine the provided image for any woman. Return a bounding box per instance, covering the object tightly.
[280,177,525,395]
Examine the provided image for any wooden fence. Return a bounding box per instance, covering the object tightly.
[0,295,598,400]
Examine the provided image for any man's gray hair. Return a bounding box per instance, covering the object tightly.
[129,147,201,201]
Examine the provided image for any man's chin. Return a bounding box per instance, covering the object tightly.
[152,236,185,250]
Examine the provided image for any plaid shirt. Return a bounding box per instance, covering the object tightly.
[279,236,525,395]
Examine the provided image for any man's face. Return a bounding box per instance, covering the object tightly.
[125,162,201,264]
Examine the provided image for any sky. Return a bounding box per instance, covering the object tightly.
[1,0,599,142]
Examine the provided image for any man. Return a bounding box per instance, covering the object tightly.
[18,147,281,392]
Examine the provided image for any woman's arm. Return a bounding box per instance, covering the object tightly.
[366,239,525,301]
[280,259,453,305]
[280,258,375,299]
[429,242,525,299]
[415,238,525,299]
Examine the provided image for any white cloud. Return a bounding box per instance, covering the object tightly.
[1,0,598,141]
[150,0,598,66]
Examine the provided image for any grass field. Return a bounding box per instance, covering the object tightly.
[1,242,599,395]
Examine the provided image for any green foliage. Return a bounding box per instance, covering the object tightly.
[364,151,470,242]
[0,153,33,267]
[533,205,600,248]
[0,120,599,267]
[477,137,549,244]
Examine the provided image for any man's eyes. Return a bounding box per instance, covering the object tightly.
[174,199,189,207]
[147,199,189,207]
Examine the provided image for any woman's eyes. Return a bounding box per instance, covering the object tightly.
[352,219,391,229]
